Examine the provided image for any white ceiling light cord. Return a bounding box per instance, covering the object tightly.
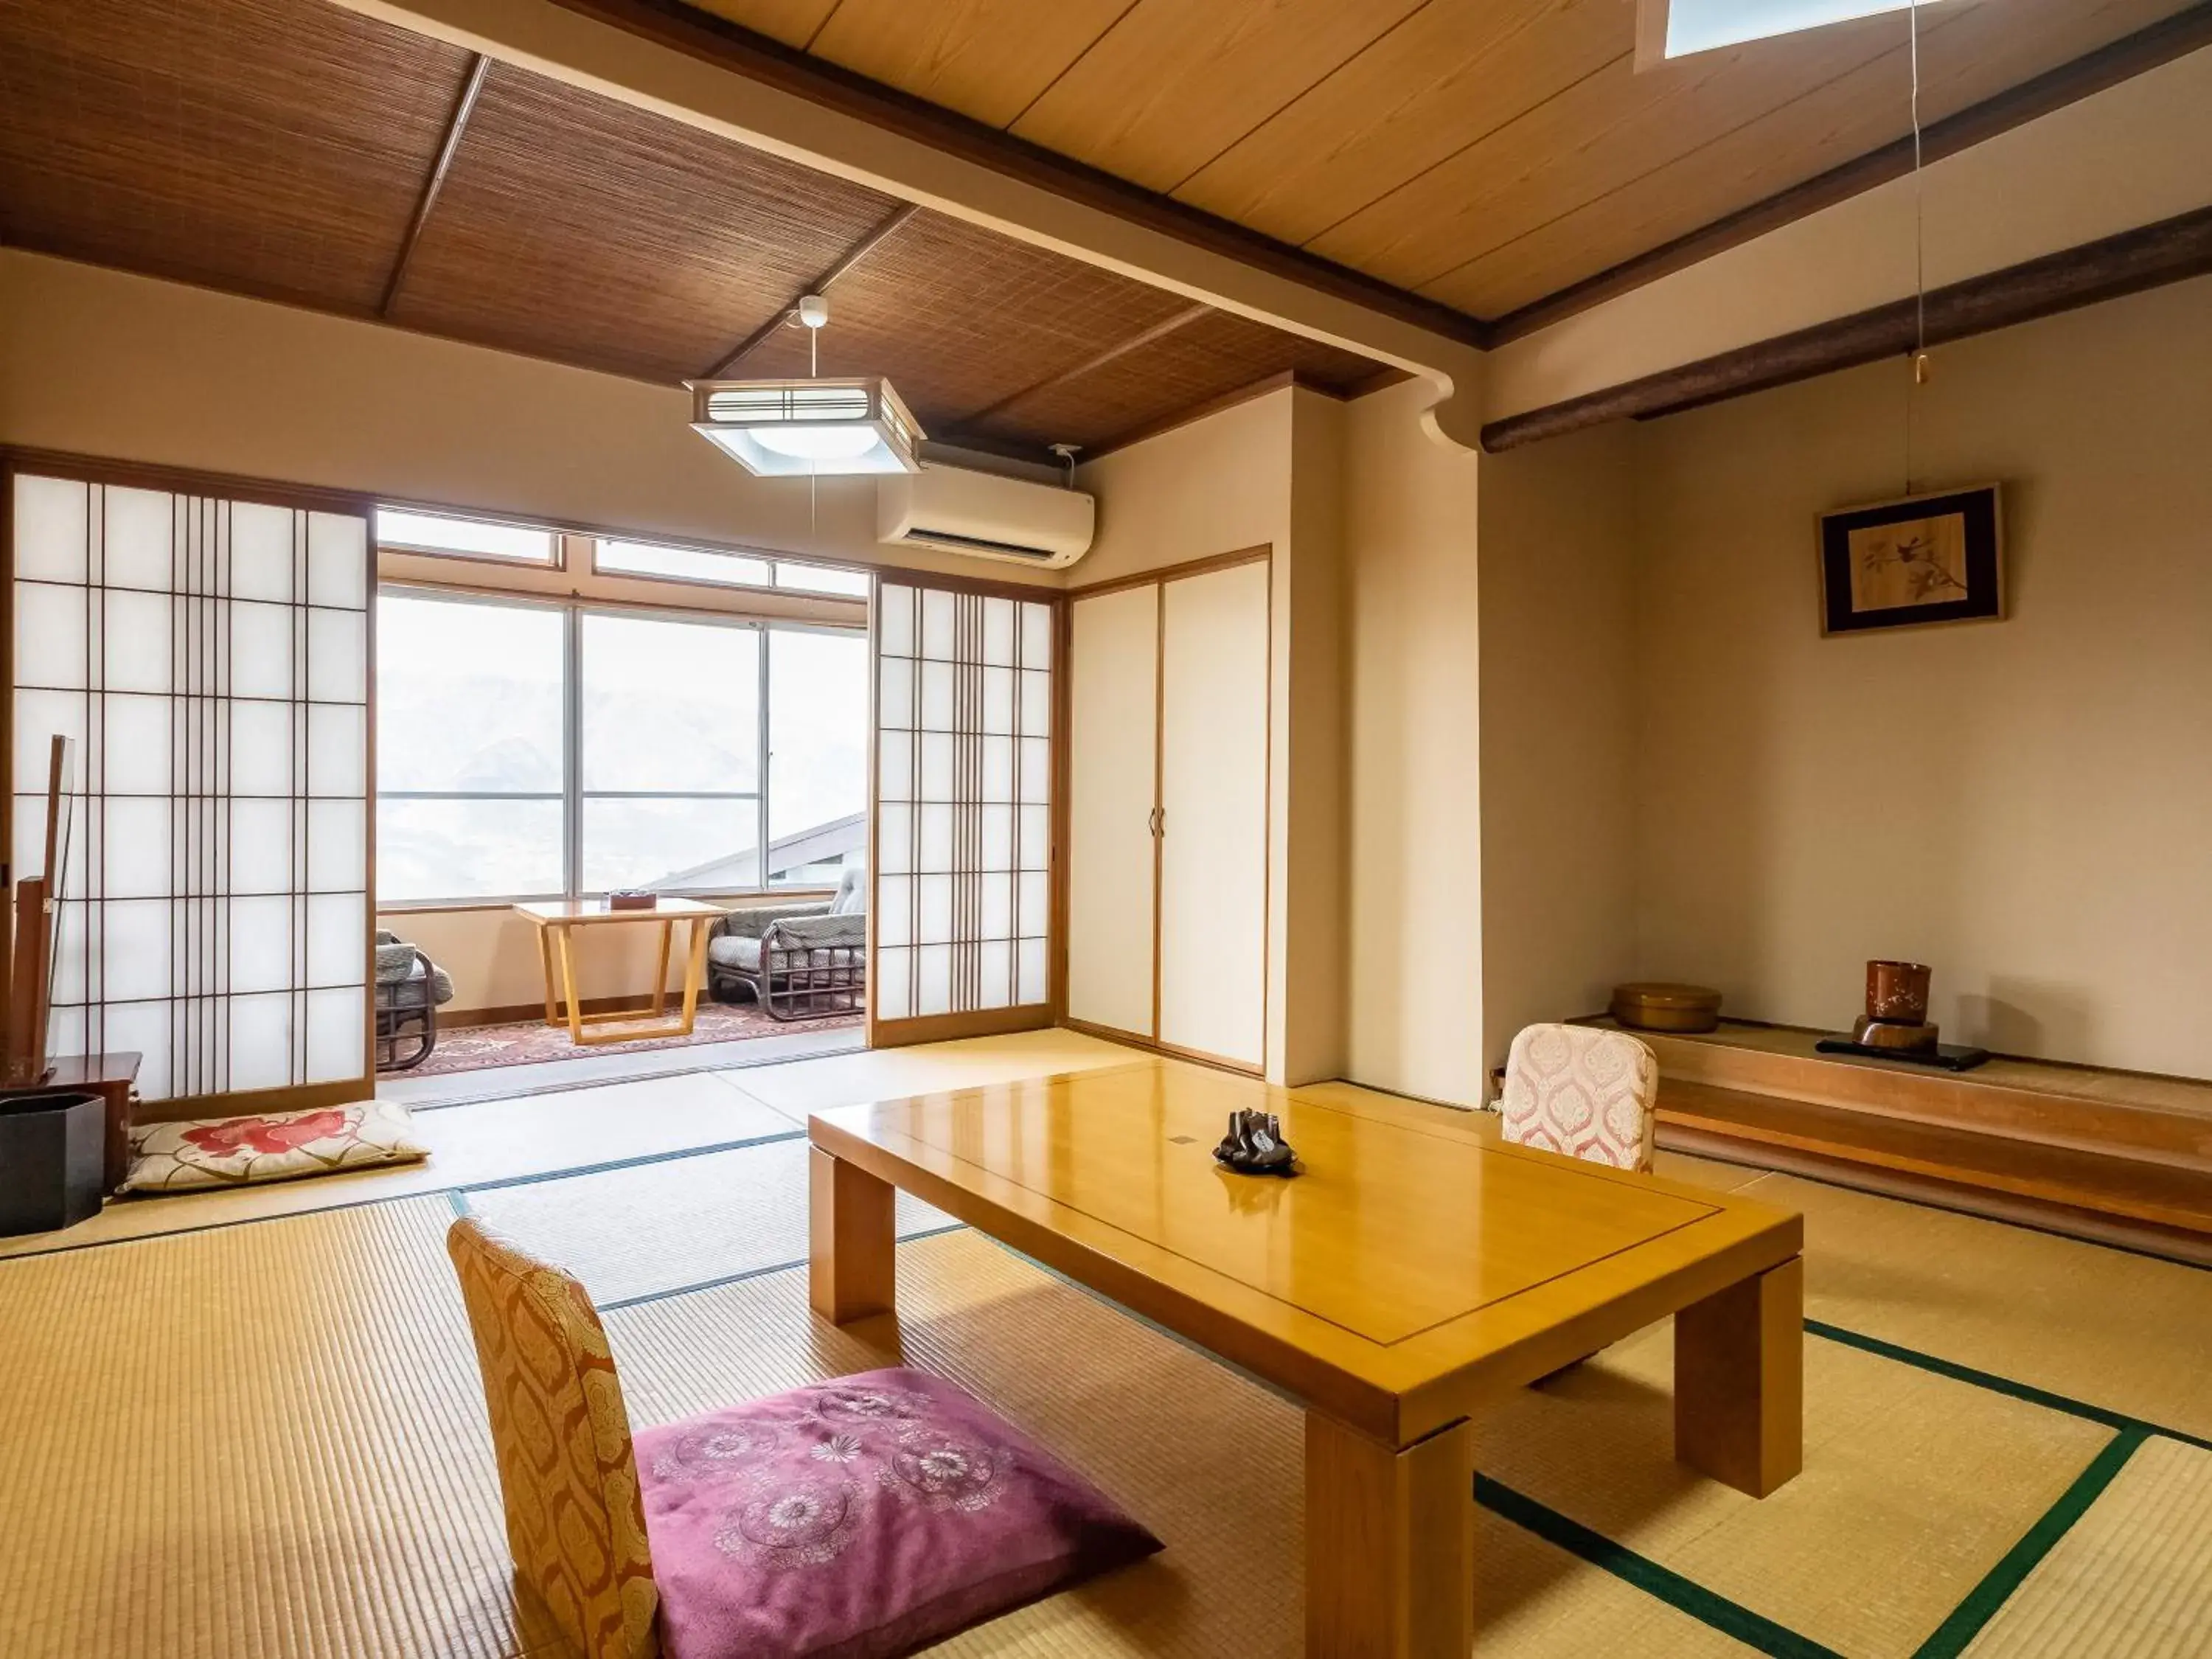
[1905,0,1927,496]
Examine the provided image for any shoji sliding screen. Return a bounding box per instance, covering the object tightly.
[7,463,372,1107]
[871,577,1057,1043]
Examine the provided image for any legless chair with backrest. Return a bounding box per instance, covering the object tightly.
[447,1218,662,1659]
[447,1217,1161,1659]
[1499,1023,1660,1173]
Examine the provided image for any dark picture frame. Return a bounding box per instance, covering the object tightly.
[1818,484,2003,636]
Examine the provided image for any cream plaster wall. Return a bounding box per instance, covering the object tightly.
[1077,389,1293,585]
[1279,390,1349,1084]
[1478,423,1639,1079]
[1632,276,2212,1077]
[1341,378,1487,1105]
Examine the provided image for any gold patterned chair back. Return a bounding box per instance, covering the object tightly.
[446,1217,661,1659]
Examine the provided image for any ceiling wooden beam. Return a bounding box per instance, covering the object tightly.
[1481,204,2212,451]
[1489,3,2212,346]
[949,302,1211,434]
[538,0,1493,354]
[381,53,490,316]
[697,200,921,378]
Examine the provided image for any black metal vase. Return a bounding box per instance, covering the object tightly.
[0,1089,106,1236]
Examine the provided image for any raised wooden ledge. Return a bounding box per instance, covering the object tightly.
[1584,1018,2212,1264]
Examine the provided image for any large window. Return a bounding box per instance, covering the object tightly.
[580,612,759,891]
[375,591,868,904]
[377,594,566,902]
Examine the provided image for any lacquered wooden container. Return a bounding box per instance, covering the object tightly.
[1610,982,1723,1033]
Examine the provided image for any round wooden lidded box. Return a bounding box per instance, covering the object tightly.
[1610,982,1723,1033]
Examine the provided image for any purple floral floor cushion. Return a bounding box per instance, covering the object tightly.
[634,1368,1161,1659]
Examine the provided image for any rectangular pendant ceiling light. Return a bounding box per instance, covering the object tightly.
[686,377,923,477]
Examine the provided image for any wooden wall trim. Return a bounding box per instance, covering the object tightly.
[1062,1017,1265,1081]
[0,445,378,515]
[869,565,1068,606]
[1479,205,2212,451]
[1066,544,1273,601]
[1491,4,2212,344]
[132,1078,375,1127]
[870,1004,1054,1050]
[539,0,1493,352]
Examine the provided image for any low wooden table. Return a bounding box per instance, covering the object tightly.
[511,899,722,1047]
[808,1062,1804,1658]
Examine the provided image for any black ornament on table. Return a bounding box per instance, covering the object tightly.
[1212,1110,1299,1177]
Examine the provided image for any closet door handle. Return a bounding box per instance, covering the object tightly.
[1148,807,1165,838]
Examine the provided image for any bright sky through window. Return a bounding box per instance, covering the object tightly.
[1663,0,1925,58]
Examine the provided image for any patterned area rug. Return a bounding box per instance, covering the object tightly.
[397,1000,862,1077]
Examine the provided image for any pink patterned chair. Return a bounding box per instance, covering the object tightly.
[1499,1023,1660,1173]
[445,1218,1159,1659]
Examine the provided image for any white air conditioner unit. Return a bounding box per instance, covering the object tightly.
[877,464,1094,569]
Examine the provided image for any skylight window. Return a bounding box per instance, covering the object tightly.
[1653,0,1930,59]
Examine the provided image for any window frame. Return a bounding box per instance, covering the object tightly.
[374,582,869,910]
[373,506,566,571]
[588,532,872,599]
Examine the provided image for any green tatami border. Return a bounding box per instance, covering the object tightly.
[1909,1426,2147,1659]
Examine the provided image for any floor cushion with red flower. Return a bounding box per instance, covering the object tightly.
[634,1367,1161,1659]
[125,1099,428,1192]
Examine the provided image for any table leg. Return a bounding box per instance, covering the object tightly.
[537,926,559,1027]
[1305,1411,1475,1659]
[1675,1254,1804,1498]
[676,916,709,1035]
[554,928,586,1046]
[652,919,672,1020]
[809,1147,896,1324]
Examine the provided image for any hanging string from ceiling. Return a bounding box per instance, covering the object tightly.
[1905,0,1929,496]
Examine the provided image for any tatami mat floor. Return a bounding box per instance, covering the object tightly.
[3,1031,2208,1658]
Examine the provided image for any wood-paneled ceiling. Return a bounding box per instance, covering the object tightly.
[0,0,1387,456]
[681,0,2207,324]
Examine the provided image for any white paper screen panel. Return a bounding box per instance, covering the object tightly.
[874,582,1053,1020]
[10,473,371,1100]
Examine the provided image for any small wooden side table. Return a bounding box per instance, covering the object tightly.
[9,1053,143,1192]
[512,900,723,1047]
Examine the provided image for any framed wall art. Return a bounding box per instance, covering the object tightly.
[1817,484,2003,635]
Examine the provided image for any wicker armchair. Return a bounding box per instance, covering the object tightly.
[375,930,456,1071]
[706,866,866,1020]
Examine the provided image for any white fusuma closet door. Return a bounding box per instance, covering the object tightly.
[1158,560,1269,1069]
[1066,584,1159,1039]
